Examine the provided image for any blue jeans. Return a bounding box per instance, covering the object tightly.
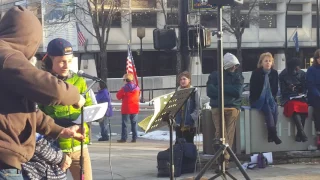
[99,116,110,139]
[0,169,23,180]
[121,114,138,140]
[261,104,278,128]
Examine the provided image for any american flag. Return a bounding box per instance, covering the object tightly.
[76,23,86,46]
[126,44,139,85]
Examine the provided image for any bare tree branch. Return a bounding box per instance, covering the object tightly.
[240,0,258,35]
[158,0,167,25]
[222,17,235,34]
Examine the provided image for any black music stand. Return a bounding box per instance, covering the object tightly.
[145,87,196,180]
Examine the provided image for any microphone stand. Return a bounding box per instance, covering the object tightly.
[79,78,106,180]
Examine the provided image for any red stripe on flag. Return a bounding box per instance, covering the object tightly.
[126,54,139,86]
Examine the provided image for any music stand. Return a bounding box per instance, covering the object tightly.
[194,5,250,180]
[145,87,196,180]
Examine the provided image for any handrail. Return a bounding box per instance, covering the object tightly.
[109,85,207,102]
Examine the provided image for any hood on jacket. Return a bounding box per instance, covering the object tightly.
[124,82,139,92]
[0,6,42,59]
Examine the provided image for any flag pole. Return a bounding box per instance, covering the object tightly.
[288,26,298,41]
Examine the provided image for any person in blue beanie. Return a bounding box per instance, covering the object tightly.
[95,82,113,141]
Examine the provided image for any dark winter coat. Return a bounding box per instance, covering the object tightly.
[96,88,113,117]
[306,65,320,107]
[207,70,244,109]
[175,87,201,127]
[249,68,278,105]
[279,68,306,105]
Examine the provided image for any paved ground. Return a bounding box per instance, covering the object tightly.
[66,138,320,180]
[69,108,320,180]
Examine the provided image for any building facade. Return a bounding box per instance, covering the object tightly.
[0,0,319,77]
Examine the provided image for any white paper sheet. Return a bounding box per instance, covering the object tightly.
[250,152,273,164]
[73,102,108,124]
[290,94,306,100]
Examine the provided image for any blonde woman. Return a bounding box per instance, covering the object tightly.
[249,52,282,145]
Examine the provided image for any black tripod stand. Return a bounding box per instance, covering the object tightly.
[194,5,250,180]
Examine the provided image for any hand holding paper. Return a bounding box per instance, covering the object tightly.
[73,102,109,124]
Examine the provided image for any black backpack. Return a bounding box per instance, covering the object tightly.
[157,138,197,177]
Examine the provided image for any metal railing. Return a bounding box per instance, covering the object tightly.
[110,85,207,103]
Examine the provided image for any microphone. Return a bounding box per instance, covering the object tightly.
[77,70,101,82]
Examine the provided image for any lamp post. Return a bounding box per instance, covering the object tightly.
[137,27,145,103]
[284,0,292,58]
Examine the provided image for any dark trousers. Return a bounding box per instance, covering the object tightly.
[175,127,196,144]
[313,108,320,133]
[261,105,278,128]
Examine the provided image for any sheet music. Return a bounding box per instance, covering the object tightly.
[73,102,108,124]
[289,94,306,100]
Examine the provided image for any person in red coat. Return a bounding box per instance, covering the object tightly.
[116,73,140,143]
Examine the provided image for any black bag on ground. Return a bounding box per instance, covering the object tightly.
[157,138,197,177]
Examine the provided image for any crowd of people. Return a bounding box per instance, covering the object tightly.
[205,49,320,169]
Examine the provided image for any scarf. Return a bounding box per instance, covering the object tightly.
[252,70,277,112]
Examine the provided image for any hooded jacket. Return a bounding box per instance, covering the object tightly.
[96,88,113,117]
[0,6,80,169]
[207,70,244,109]
[116,82,140,114]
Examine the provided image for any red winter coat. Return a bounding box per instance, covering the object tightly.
[116,82,140,114]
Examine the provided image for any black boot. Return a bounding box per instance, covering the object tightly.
[292,113,308,142]
[270,127,282,145]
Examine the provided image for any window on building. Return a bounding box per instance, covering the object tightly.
[132,0,156,8]
[201,14,217,28]
[259,15,277,28]
[287,4,303,11]
[259,3,277,11]
[312,4,317,11]
[286,15,302,28]
[239,2,249,10]
[231,15,249,28]
[312,15,319,28]
[167,13,178,25]
[167,0,178,8]
[99,11,122,28]
[132,12,157,28]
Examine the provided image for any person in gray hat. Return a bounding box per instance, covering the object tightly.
[206,52,244,168]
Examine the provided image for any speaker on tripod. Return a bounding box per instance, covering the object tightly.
[193,2,251,180]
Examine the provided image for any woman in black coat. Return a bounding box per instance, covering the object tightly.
[279,58,308,142]
[250,52,282,145]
